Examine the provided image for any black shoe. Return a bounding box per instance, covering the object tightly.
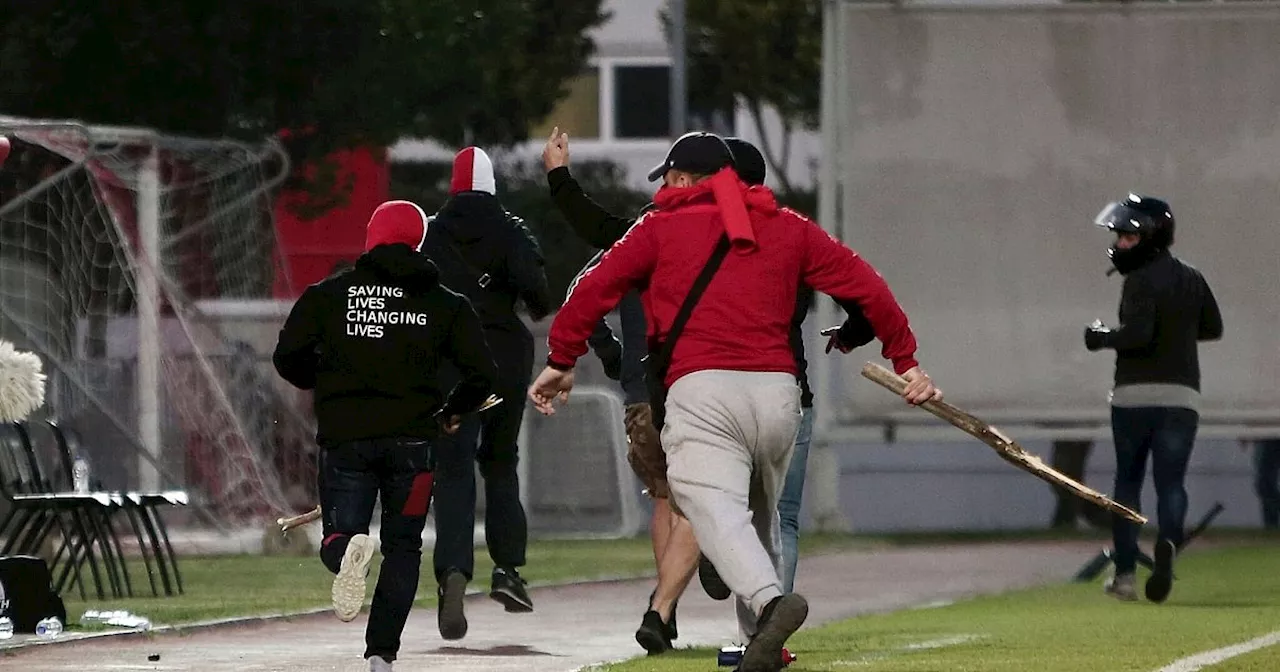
[437,570,468,640]
[648,589,678,641]
[698,554,731,601]
[490,567,534,613]
[1144,539,1176,603]
[634,610,672,655]
[740,594,808,672]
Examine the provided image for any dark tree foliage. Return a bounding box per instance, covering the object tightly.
[0,0,607,159]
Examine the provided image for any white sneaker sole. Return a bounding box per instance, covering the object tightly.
[333,534,376,622]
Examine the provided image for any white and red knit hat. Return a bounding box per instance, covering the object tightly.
[364,200,429,252]
[449,146,496,195]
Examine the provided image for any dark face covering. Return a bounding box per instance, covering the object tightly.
[1108,239,1163,275]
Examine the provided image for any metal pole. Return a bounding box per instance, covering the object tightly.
[810,0,850,534]
[137,147,162,492]
[669,0,688,137]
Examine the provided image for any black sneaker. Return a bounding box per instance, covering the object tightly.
[739,594,808,672]
[1144,539,1177,603]
[437,570,468,640]
[698,554,731,601]
[634,610,672,655]
[647,589,678,641]
[490,567,534,613]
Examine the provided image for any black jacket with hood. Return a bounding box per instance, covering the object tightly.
[420,149,551,340]
[1093,249,1223,391]
[273,201,497,447]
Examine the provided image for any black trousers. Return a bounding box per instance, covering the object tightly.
[433,327,532,582]
[319,437,434,662]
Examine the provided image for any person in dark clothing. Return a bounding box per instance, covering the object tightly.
[1086,193,1222,605]
[1253,439,1280,529]
[272,200,497,672]
[418,146,552,639]
[1048,440,1109,529]
[543,127,874,653]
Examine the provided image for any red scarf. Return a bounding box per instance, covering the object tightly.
[653,167,778,253]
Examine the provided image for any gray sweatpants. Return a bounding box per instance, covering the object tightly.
[661,370,802,639]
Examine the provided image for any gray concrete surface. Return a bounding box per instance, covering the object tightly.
[0,540,1102,671]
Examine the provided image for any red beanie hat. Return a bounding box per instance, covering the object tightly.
[449,146,497,195]
[364,200,429,252]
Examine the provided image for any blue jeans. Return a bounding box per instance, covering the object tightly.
[1254,440,1280,529]
[778,406,814,593]
[1110,406,1199,574]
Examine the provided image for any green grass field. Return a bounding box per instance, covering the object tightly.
[598,544,1280,672]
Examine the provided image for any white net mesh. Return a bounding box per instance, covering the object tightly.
[0,116,315,530]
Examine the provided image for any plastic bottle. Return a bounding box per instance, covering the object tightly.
[73,450,91,494]
[0,616,13,640]
[717,645,796,667]
[35,617,62,639]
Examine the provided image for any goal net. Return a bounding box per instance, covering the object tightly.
[0,116,316,532]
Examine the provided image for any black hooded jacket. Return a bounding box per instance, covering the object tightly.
[420,192,552,337]
[273,244,498,446]
[1094,249,1223,390]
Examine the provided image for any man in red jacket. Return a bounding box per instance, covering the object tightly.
[529,133,940,671]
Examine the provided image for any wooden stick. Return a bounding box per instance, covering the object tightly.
[860,362,1146,524]
[277,505,321,533]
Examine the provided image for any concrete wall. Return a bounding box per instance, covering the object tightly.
[818,3,1280,421]
[820,436,1263,533]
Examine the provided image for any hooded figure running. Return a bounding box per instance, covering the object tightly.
[419,147,552,640]
[273,200,497,672]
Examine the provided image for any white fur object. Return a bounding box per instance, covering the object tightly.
[0,340,47,422]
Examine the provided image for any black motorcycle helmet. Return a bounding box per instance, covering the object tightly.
[1094,193,1175,274]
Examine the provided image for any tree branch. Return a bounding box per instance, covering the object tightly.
[747,97,795,196]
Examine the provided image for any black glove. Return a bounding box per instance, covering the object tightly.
[1084,322,1111,351]
[595,341,622,380]
[823,314,876,354]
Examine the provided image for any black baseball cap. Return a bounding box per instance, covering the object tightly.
[724,137,766,186]
[646,131,734,182]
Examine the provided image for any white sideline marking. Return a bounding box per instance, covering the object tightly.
[903,634,981,651]
[1155,631,1280,672]
[910,599,956,611]
[828,634,983,667]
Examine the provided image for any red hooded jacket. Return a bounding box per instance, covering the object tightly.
[546,168,919,387]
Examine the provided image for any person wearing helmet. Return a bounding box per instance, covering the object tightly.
[1086,194,1222,604]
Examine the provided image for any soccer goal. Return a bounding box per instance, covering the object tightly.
[0,116,315,534]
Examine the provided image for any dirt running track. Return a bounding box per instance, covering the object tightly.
[2,541,1102,671]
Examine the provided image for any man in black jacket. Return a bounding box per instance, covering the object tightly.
[273,200,497,672]
[1086,193,1222,605]
[419,146,552,638]
[543,127,874,653]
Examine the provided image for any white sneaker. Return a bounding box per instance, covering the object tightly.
[368,655,394,671]
[333,534,377,622]
[1104,572,1138,601]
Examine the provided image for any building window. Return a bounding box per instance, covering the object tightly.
[614,66,671,139]
[531,68,601,140]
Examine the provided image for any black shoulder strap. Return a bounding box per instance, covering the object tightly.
[442,236,495,289]
[656,234,732,369]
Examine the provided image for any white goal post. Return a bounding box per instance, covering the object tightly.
[0,115,309,528]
